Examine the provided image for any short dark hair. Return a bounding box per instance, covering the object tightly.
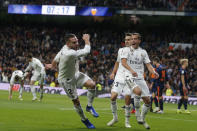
[132,32,142,40]
[27,53,33,59]
[125,33,132,36]
[65,33,76,42]
[153,57,160,62]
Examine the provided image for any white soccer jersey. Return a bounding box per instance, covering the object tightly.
[10,70,23,85]
[114,48,126,83]
[56,45,90,81]
[120,46,151,79]
[25,58,45,74]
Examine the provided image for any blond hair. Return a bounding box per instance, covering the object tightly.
[180,59,188,65]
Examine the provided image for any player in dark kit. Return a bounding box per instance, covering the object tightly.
[152,57,170,114]
[150,67,159,113]
[177,59,191,114]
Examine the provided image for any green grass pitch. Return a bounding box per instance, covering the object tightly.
[0,90,196,131]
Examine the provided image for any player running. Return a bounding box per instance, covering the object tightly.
[177,59,191,114]
[24,54,45,101]
[107,33,132,128]
[45,34,96,129]
[9,70,24,100]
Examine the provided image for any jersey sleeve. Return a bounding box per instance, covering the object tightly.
[75,45,91,57]
[116,49,121,62]
[54,51,61,63]
[142,50,151,64]
[120,47,129,59]
[25,63,31,72]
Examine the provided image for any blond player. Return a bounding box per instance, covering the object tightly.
[121,33,159,129]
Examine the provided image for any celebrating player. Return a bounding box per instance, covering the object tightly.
[9,70,24,100]
[45,34,96,129]
[24,54,45,101]
[121,33,159,129]
[177,59,191,114]
[107,33,132,128]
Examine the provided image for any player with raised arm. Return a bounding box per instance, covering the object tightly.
[107,33,132,128]
[45,34,96,129]
[121,33,159,129]
[9,70,24,100]
[177,59,191,114]
[24,54,45,101]
[152,57,170,114]
[47,35,99,118]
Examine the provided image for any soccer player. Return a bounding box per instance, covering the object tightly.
[152,57,170,114]
[45,34,96,129]
[9,70,24,100]
[107,33,132,128]
[149,68,159,113]
[177,59,191,114]
[121,33,159,129]
[49,36,99,118]
[24,54,45,101]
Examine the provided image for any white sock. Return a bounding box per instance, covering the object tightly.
[19,86,23,97]
[74,104,86,121]
[125,105,131,123]
[87,89,95,107]
[141,104,150,121]
[111,100,118,120]
[134,95,141,117]
[30,85,37,98]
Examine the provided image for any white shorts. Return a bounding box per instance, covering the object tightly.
[58,72,91,100]
[111,80,132,96]
[134,79,150,97]
[31,71,46,85]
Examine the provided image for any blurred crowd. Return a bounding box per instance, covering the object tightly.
[2,0,197,11]
[0,26,197,96]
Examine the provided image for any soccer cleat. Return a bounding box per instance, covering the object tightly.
[81,119,95,129]
[32,97,37,101]
[107,119,118,126]
[86,105,99,117]
[18,96,23,101]
[121,105,126,109]
[143,122,150,130]
[157,110,164,114]
[153,107,160,113]
[137,116,144,125]
[125,122,131,128]
[131,109,136,114]
[184,110,191,114]
[176,109,182,114]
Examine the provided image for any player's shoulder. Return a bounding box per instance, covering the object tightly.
[138,47,147,53]
[121,47,130,52]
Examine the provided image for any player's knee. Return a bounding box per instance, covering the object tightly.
[85,80,95,89]
[111,92,118,101]
[133,87,141,95]
[72,98,80,106]
[143,97,151,104]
